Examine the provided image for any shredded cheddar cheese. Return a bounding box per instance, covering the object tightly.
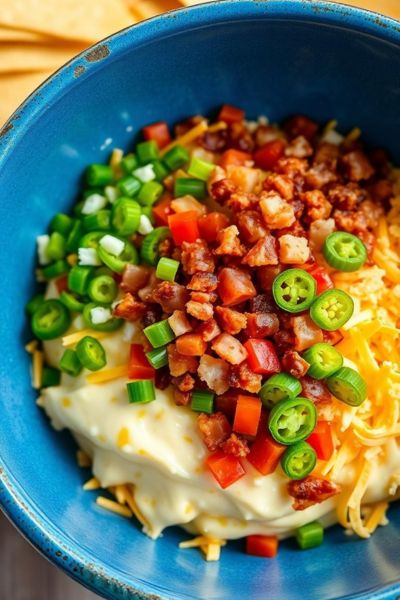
[160,120,208,155]
[76,449,91,467]
[96,496,133,518]
[62,328,108,347]
[32,349,43,389]
[86,364,128,384]
[83,477,101,491]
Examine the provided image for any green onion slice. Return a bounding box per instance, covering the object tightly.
[295,521,324,550]
[59,348,82,377]
[146,347,168,369]
[191,390,214,414]
[326,366,367,406]
[140,226,170,266]
[302,342,343,379]
[143,319,175,348]
[155,257,180,282]
[127,380,156,404]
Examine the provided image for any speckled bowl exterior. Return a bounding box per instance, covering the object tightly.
[0,2,399,599]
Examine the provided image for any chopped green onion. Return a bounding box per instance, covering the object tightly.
[133,164,156,183]
[79,231,104,250]
[281,441,317,480]
[104,185,119,204]
[187,156,215,181]
[117,175,141,198]
[86,164,114,187]
[98,236,138,273]
[138,214,154,235]
[136,140,159,164]
[78,247,101,266]
[73,199,85,217]
[191,390,214,414]
[76,336,106,371]
[141,205,155,224]
[66,220,84,253]
[59,291,85,312]
[59,348,82,377]
[82,194,107,215]
[326,367,367,406]
[302,343,343,379]
[25,293,45,316]
[143,319,175,348]
[50,213,73,237]
[82,302,123,332]
[151,160,170,182]
[83,210,111,231]
[111,198,141,235]
[137,181,164,206]
[88,275,118,304]
[46,232,66,261]
[41,366,61,387]
[42,259,69,280]
[323,232,367,272]
[140,227,170,266]
[145,347,168,369]
[295,521,324,550]
[174,178,207,200]
[127,380,156,404]
[82,188,103,200]
[163,145,189,171]
[120,153,138,175]
[68,265,93,295]
[31,299,71,340]
[155,257,180,281]
[260,372,302,408]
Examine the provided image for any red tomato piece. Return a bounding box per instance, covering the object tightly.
[253,139,286,170]
[244,339,280,375]
[307,421,334,461]
[247,432,285,475]
[284,115,319,140]
[128,344,155,380]
[168,210,200,245]
[219,149,252,170]
[142,121,171,149]
[306,264,334,295]
[233,395,262,437]
[218,267,256,306]
[55,275,68,294]
[206,450,245,488]
[153,196,173,226]
[218,104,245,124]
[198,212,230,242]
[246,535,278,558]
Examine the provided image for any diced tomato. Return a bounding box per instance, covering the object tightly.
[142,121,171,149]
[246,535,278,558]
[128,344,155,380]
[247,432,285,475]
[307,421,334,461]
[206,450,245,488]
[218,104,245,124]
[219,149,252,170]
[176,333,207,356]
[244,339,280,375]
[306,264,334,295]
[198,212,230,242]
[233,395,262,437]
[153,195,173,226]
[55,275,68,294]
[218,267,256,306]
[284,115,318,140]
[168,210,200,245]
[253,139,286,171]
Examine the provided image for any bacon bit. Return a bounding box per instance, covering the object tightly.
[215,225,245,257]
[187,272,218,292]
[327,182,365,211]
[174,389,191,406]
[248,293,275,313]
[285,135,313,158]
[210,178,237,203]
[138,271,159,302]
[229,361,262,394]
[284,115,319,141]
[276,156,308,177]
[301,189,332,222]
[323,330,343,346]
[155,366,171,390]
[314,142,339,167]
[245,312,279,338]
[259,192,296,229]
[181,239,215,275]
[309,218,336,253]
[226,192,259,212]
[168,310,192,336]
[242,235,279,267]
[167,344,198,377]
[218,267,257,307]
[300,376,332,405]
[171,194,207,216]
[282,350,310,378]
[186,300,214,321]
[152,281,188,312]
[236,210,268,244]
[278,234,310,265]
[201,129,228,152]
[263,172,294,200]
[288,476,341,511]
[198,354,230,395]
[190,291,215,303]
[305,163,337,189]
[196,319,221,342]
[254,124,282,147]
[226,165,260,193]
[212,333,248,365]
[198,212,230,242]
[215,306,247,335]
[121,264,151,293]
[273,329,295,355]
[220,433,250,457]
[198,412,231,451]
[113,293,145,321]
[141,305,162,328]
[215,392,238,420]
[176,333,207,356]
[341,150,375,181]
[257,265,282,292]
[229,121,254,153]
[172,373,195,392]
[291,314,323,351]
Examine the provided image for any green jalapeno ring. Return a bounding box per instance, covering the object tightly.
[310,289,354,331]
[76,336,107,371]
[82,302,123,333]
[31,299,71,340]
[281,441,317,480]
[272,268,316,314]
[268,396,317,445]
[260,372,302,409]
[302,342,343,380]
[97,237,139,273]
[326,366,367,407]
[323,231,367,272]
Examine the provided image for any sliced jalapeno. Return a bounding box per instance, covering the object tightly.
[76,336,107,371]
[302,342,343,379]
[268,396,317,445]
[326,366,367,406]
[260,373,302,409]
[140,226,170,266]
[82,302,123,332]
[31,299,71,340]
[323,231,367,272]
[79,231,105,250]
[272,268,316,313]
[310,289,354,331]
[97,236,138,273]
[281,441,317,479]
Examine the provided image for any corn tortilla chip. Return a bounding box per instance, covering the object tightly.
[0,42,86,74]
[128,0,181,21]
[336,0,400,18]
[0,70,53,126]
[0,27,50,42]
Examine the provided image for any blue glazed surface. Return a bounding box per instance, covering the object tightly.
[0,2,400,599]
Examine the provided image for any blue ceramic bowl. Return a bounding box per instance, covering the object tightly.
[1,1,400,598]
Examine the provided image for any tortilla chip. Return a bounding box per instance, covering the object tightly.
[129,0,181,20]
[336,0,400,18]
[178,0,212,5]
[0,42,86,74]
[0,0,134,43]
[0,70,53,126]
[0,27,50,42]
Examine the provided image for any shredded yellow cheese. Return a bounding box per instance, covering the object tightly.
[365,501,389,534]
[109,148,124,177]
[207,121,228,133]
[76,449,91,467]
[25,339,38,354]
[32,349,43,390]
[83,477,100,491]
[62,329,108,347]
[96,496,133,518]
[160,120,208,155]
[86,365,128,384]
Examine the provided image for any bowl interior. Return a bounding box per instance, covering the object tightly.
[0,2,400,599]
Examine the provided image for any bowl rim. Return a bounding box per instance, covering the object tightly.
[1,1,400,599]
